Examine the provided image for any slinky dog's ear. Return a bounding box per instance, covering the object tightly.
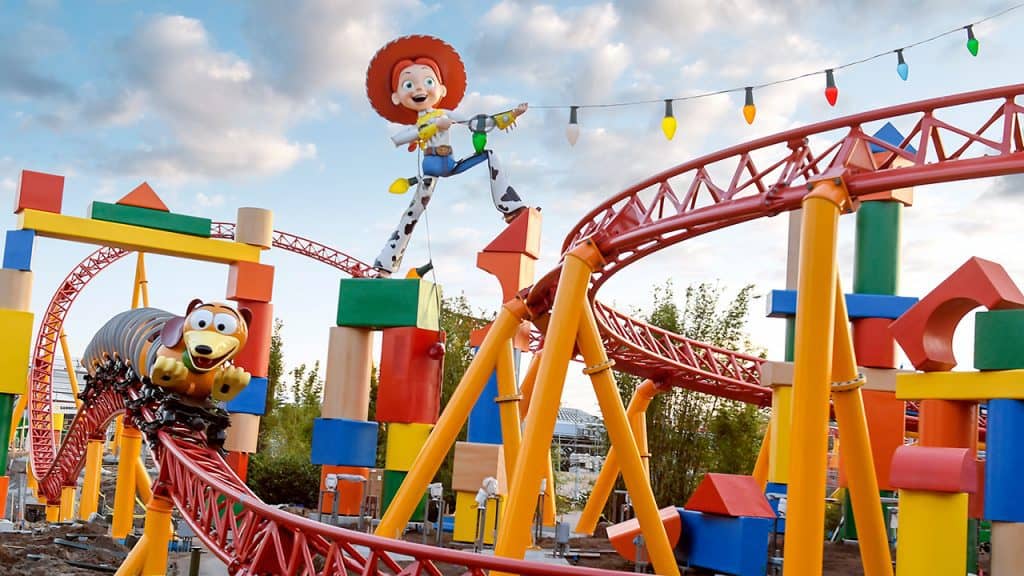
[186,298,204,315]
[161,317,185,348]
[239,307,253,328]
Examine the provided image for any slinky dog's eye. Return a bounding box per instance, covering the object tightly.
[214,313,238,335]
[190,309,213,330]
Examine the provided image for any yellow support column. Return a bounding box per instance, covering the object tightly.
[752,422,771,490]
[830,275,893,576]
[519,352,557,526]
[45,500,59,522]
[112,427,142,540]
[110,416,124,457]
[783,178,848,576]
[495,339,523,485]
[79,439,103,519]
[135,457,152,503]
[140,497,174,576]
[375,301,526,539]
[114,536,148,576]
[59,485,76,521]
[59,331,82,409]
[768,383,793,483]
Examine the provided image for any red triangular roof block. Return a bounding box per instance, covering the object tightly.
[116,182,169,212]
[685,473,776,519]
[482,207,541,258]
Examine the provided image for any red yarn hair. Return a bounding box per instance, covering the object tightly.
[391,57,443,91]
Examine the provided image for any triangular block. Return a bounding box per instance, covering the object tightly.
[117,182,169,212]
[870,122,916,154]
[685,473,776,519]
[482,207,541,258]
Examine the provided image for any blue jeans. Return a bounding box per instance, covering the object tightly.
[422,152,488,177]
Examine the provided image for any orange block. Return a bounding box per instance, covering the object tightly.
[227,261,275,303]
[890,257,1024,372]
[232,300,272,377]
[919,399,978,451]
[116,182,169,212]
[476,252,536,302]
[890,446,977,493]
[970,458,985,519]
[606,506,681,562]
[319,465,368,515]
[685,473,776,518]
[482,207,541,258]
[839,390,905,490]
[15,170,64,214]
[852,317,897,369]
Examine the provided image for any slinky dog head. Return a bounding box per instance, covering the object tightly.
[162,299,251,373]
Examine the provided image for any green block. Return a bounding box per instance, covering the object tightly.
[381,469,426,521]
[784,317,796,362]
[89,201,212,237]
[840,489,896,542]
[975,309,1024,370]
[0,394,13,476]
[853,200,901,295]
[337,278,441,330]
[967,518,979,574]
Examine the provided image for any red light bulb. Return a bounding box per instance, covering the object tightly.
[824,69,838,107]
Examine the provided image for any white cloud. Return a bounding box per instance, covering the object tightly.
[196,192,226,208]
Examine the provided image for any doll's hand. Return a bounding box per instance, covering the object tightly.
[435,116,453,131]
[513,103,528,117]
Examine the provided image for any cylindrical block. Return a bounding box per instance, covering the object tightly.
[895,490,967,576]
[235,207,273,249]
[852,317,897,368]
[231,300,272,377]
[919,399,977,451]
[853,200,901,295]
[0,269,32,311]
[322,327,372,420]
[985,399,1024,521]
[224,413,260,453]
[991,521,1024,575]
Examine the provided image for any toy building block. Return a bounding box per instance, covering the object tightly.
[482,206,541,258]
[975,309,1024,370]
[231,300,272,377]
[116,182,169,212]
[895,490,968,576]
[223,413,260,453]
[476,252,537,302]
[377,327,444,424]
[382,469,427,522]
[323,326,372,421]
[970,458,985,520]
[319,465,368,515]
[854,199,902,294]
[606,506,681,563]
[384,422,432,472]
[864,122,915,206]
[452,441,506,494]
[3,230,35,271]
[311,418,378,467]
[90,201,212,237]
[891,257,1024,372]
[467,371,502,444]
[985,399,1024,522]
[225,377,268,415]
[18,209,260,264]
[226,261,274,303]
[685,473,777,518]
[0,269,33,311]
[838,390,905,491]
[235,207,274,249]
[337,278,440,330]
[990,522,1024,576]
[678,509,773,576]
[897,370,1024,401]
[767,289,917,319]
[15,170,64,214]
[762,360,904,392]
[453,490,502,544]
[890,446,977,493]
[852,317,897,369]
[0,309,34,395]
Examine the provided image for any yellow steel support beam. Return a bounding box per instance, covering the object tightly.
[135,456,152,504]
[79,439,103,519]
[59,485,75,521]
[752,421,771,490]
[495,339,523,488]
[112,427,141,539]
[114,535,148,576]
[131,252,150,309]
[59,331,82,409]
[141,497,174,576]
[768,383,793,483]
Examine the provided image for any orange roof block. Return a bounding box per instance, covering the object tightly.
[890,446,977,494]
[685,473,776,519]
[606,506,681,562]
[116,182,169,212]
[483,207,541,258]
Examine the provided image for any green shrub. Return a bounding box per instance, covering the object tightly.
[247,451,321,508]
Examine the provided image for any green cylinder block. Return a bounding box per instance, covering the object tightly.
[784,317,796,362]
[0,393,14,476]
[853,201,902,295]
[967,518,979,574]
[382,469,427,521]
[974,309,1024,370]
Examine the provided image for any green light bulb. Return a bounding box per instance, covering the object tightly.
[473,131,487,153]
[966,25,980,57]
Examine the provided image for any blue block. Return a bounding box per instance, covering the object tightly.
[985,399,1024,521]
[767,289,918,320]
[468,369,502,444]
[869,122,916,154]
[3,230,35,271]
[678,509,772,576]
[765,482,787,533]
[225,377,267,415]
[311,418,378,467]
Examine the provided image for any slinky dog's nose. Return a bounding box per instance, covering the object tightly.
[195,345,213,355]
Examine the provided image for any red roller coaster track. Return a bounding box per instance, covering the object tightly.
[31,83,1022,574]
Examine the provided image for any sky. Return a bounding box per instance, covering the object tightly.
[1,0,1023,415]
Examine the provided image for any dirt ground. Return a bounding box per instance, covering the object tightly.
[0,521,127,575]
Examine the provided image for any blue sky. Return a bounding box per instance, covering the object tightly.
[2,1,1023,412]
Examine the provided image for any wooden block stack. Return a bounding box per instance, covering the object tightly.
[451,441,506,543]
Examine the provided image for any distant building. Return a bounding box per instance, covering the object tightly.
[11,356,85,450]
[552,406,605,471]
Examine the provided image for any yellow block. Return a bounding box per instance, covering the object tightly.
[384,422,432,471]
[0,269,32,311]
[895,490,967,576]
[18,209,260,264]
[0,309,33,395]
[897,370,1024,401]
[453,490,504,545]
[768,383,792,484]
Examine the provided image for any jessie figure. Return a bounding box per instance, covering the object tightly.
[366,35,529,276]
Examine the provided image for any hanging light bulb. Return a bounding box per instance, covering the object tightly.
[895,49,909,81]
[824,69,838,106]
[566,106,580,146]
[661,99,677,140]
[965,25,979,56]
[742,87,756,125]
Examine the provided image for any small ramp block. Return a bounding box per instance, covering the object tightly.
[90,201,211,237]
[482,207,541,258]
[678,509,773,576]
[384,422,433,471]
[225,376,267,415]
[685,473,777,518]
[116,182,168,212]
[0,309,34,395]
[226,261,275,303]
[15,170,64,214]
[975,309,1024,370]
[890,446,976,493]
[2,230,35,271]
[337,278,440,330]
[311,418,378,467]
[606,506,681,562]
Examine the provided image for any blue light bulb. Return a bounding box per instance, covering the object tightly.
[896,49,909,81]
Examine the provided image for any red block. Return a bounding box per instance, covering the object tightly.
[852,317,897,369]
[232,300,272,377]
[890,446,977,493]
[890,257,1024,372]
[377,327,445,424]
[117,182,169,212]
[319,465,368,515]
[839,390,905,490]
[15,170,64,214]
[685,473,776,519]
[226,451,249,482]
[226,261,275,303]
[606,506,681,562]
[482,207,541,258]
